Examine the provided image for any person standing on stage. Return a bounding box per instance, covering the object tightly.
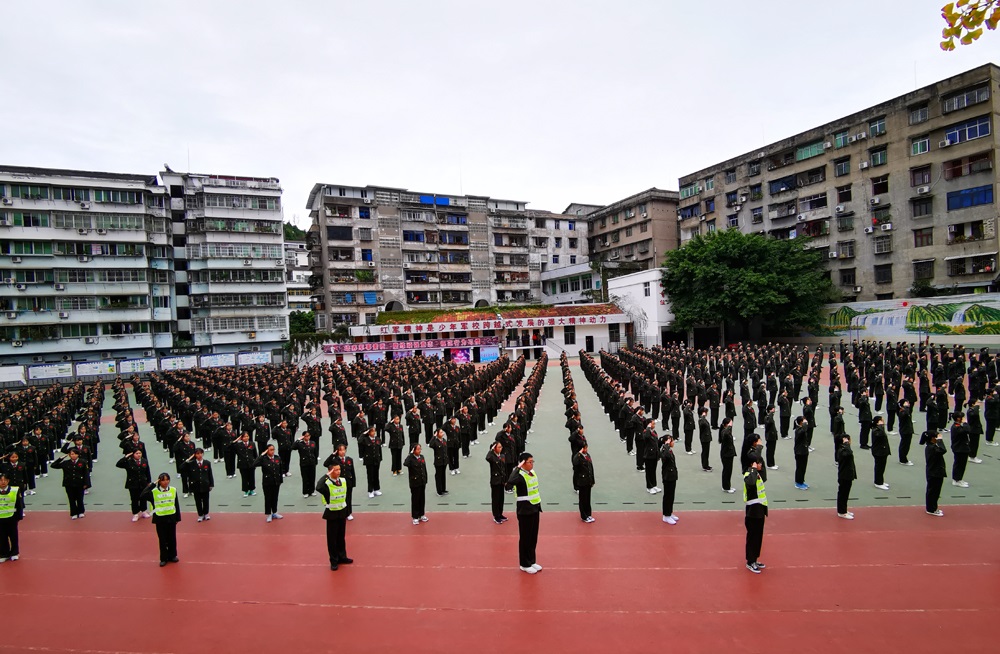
[836,434,857,520]
[182,448,214,522]
[0,472,23,563]
[660,435,679,524]
[572,443,596,523]
[316,461,353,571]
[292,431,319,498]
[253,444,284,523]
[743,456,768,574]
[506,452,542,574]
[486,440,507,524]
[922,429,948,516]
[51,448,90,520]
[116,448,152,522]
[140,472,181,567]
[403,443,429,525]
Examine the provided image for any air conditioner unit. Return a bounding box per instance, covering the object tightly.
[848,136,857,144]
[0,218,10,226]
[835,205,845,214]
[5,312,16,319]
[856,132,867,140]
[78,255,90,262]
[367,261,376,267]
[853,286,862,293]
[85,337,97,345]
[870,198,880,206]
[250,346,260,352]
[917,186,930,195]
[823,142,832,149]
[96,228,107,235]
[859,162,870,170]
[939,139,952,148]
[3,278,11,284]
[243,259,252,266]
[739,196,747,203]
[363,199,372,204]
[142,350,154,357]
[11,340,22,348]
[733,205,741,211]
[101,351,112,359]
[489,208,498,213]
[828,252,839,259]
[54,283,66,291]
[79,202,90,210]
[1,198,12,205]
[641,212,647,218]
[864,227,875,234]
[756,152,765,159]
[59,312,70,319]
[61,355,72,362]
[78,228,89,235]
[32,356,45,363]
[15,283,26,291]
[11,256,21,264]
[881,223,893,231]
[797,214,806,221]
[402,262,411,269]
[699,216,706,222]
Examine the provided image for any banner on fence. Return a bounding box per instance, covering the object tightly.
[237,351,271,366]
[27,363,74,380]
[160,356,199,371]
[200,353,236,368]
[75,361,117,377]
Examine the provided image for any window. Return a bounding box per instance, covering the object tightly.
[837,215,854,232]
[643,281,651,297]
[834,130,850,148]
[726,191,739,206]
[581,276,592,291]
[911,136,929,156]
[361,249,373,262]
[704,177,714,191]
[749,184,763,201]
[727,214,739,228]
[704,197,715,213]
[838,240,855,258]
[869,116,886,136]
[568,238,578,248]
[640,222,648,233]
[913,260,934,280]
[910,166,931,187]
[945,115,991,145]
[93,189,142,204]
[837,185,852,203]
[570,255,577,265]
[873,208,891,225]
[554,237,562,247]
[570,277,581,292]
[911,197,933,218]
[914,227,933,248]
[796,141,824,161]
[769,175,797,195]
[874,264,893,284]
[680,183,700,199]
[799,193,828,211]
[12,212,49,227]
[751,207,763,224]
[552,255,559,264]
[599,218,606,228]
[357,227,372,241]
[942,85,990,113]
[563,325,576,345]
[748,161,761,176]
[909,105,929,125]
[706,220,717,233]
[875,293,894,301]
[611,213,620,224]
[568,221,575,231]
[834,157,851,177]
[402,230,425,243]
[624,227,632,237]
[947,185,994,211]
[872,175,889,195]
[554,220,561,230]
[944,151,994,180]
[870,147,887,167]
[52,187,90,202]
[559,279,569,293]
[874,235,893,254]
[725,169,737,184]
[839,268,856,286]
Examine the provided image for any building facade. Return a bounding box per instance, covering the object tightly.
[607,268,679,347]
[284,240,312,312]
[677,63,1000,302]
[539,261,601,304]
[582,188,679,272]
[305,184,587,329]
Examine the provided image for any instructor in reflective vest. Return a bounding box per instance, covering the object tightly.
[0,472,24,562]
[506,452,542,574]
[140,473,181,567]
[316,461,353,571]
[743,456,768,574]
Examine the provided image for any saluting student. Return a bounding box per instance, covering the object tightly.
[182,448,214,522]
[253,444,284,523]
[315,461,353,571]
[506,452,543,574]
[572,443,595,523]
[140,473,181,567]
[403,443,429,525]
[486,440,507,524]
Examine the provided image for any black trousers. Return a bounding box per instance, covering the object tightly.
[700,442,711,470]
[837,479,852,514]
[636,449,645,471]
[577,486,592,519]
[926,476,944,512]
[239,465,256,492]
[765,437,777,468]
[434,466,447,494]
[365,462,381,492]
[899,434,913,463]
[410,485,425,519]
[128,486,148,515]
[969,432,981,459]
[744,512,765,565]
[278,448,292,475]
[684,431,694,453]
[390,448,403,473]
[952,452,969,481]
[859,422,871,448]
[262,484,280,515]
[780,415,790,438]
[644,464,658,489]
[300,464,317,495]
[661,479,676,516]
[448,448,459,471]
[224,450,237,477]
[193,491,210,517]
[460,434,471,457]
[516,511,539,568]
[155,520,178,563]
[345,486,353,517]
[874,456,888,485]
[491,484,504,520]
[0,516,18,558]
[794,453,808,485]
[721,456,734,491]
[887,410,897,432]
[986,418,997,442]
[326,513,347,565]
[66,485,85,517]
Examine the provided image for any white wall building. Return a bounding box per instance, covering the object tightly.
[607,268,679,346]
[539,260,600,304]
[284,241,312,312]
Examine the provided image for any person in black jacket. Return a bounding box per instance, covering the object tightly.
[51,449,90,519]
[116,449,152,522]
[315,461,352,570]
[181,449,214,522]
[486,440,507,523]
[0,472,23,562]
[386,415,405,477]
[231,433,257,497]
[572,443,595,523]
[292,431,319,498]
[360,427,383,498]
[506,452,542,574]
[403,443,428,525]
[743,457,768,574]
[897,401,915,466]
[698,408,713,472]
[719,417,737,493]
[871,415,891,490]
[793,416,810,491]
[642,420,660,493]
[322,444,356,521]
[922,429,948,516]
[950,411,971,488]
[836,434,857,519]
[253,444,284,523]
[660,436,679,524]
[429,428,449,496]
[139,473,181,567]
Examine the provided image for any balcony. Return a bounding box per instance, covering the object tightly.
[490,216,528,230]
[946,253,998,277]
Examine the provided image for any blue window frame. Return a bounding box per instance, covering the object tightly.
[947,185,994,211]
[945,116,991,145]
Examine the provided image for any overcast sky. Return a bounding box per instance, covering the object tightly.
[1,1,994,226]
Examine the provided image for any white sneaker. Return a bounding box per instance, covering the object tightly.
[847,512,854,518]
[519,566,537,574]
[956,479,970,488]
[420,515,428,522]
[266,515,272,523]
[347,515,354,521]
[272,513,283,519]
[807,446,815,452]
[9,555,16,561]
[584,516,595,523]
[647,488,656,494]
[653,487,661,493]
[197,517,204,522]
[183,493,189,498]
[374,490,382,496]
[874,484,890,491]
[899,461,914,466]
[767,465,779,470]
[987,441,999,447]
[71,515,78,520]
[304,494,310,498]
[131,514,139,522]
[413,518,420,525]
[450,470,456,476]
[724,488,735,494]
[204,515,211,521]
[455,469,461,474]
[838,513,854,520]
[970,457,983,464]
[368,492,375,498]
[663,515,677,525]
[530,563,542,571]
[141,511,151,519]
[169,459,175,464]
[926,509,944,517]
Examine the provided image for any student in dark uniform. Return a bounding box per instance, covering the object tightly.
[292,431,319,498]
[793,416,810,491]
[719,417,737,494]
[51,448,91,519]
[871,415,891,490]
[140,472,181,567]
[386,415,405,477]
[315,461,352,571]
[572,443,595,523]
[660,435,679,524]
[0,472,24,563]
[181,448,214,522]
[922,429,948,516]
[836,434,857,520]
[506,452,542,574]
[403,443,429,525]
[360,427,383,498]
[231,432,258,497]
[486,440,507,524]
[323,443,357,521]
[253,444,284,523]
[743,455,768,574]
[430,428,449,496]
[116,449,152,522]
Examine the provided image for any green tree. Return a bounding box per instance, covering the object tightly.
[289,310,315,335]
[284,222,306,241]
[941,0,1000,50]
[660,229,838,334]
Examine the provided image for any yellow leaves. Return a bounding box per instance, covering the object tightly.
[940,0,999,49]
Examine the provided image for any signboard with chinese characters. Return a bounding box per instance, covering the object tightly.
[237,351,272,366]
[323,336,500,354]
[27,363,74,380]
[160,355,199,371]
[118,358,159,374]
[75,361,117,377]
[363,351,386,361]
[200,353,237,368]
[479,346,500,363]
[357,314,623,338]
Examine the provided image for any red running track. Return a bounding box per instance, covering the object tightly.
[2,506,999,653]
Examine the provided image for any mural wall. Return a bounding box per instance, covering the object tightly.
[805,292,1000,338]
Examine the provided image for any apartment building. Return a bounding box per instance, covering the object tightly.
[305,183,587,329]
[677,63,1000,301]
[582,188,679,271]
[284,241,312,312]
[539,261,601,304]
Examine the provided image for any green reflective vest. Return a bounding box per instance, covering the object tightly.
[742,472,767,506]
[152,486,177,517]
[518,469,541,505]
[325,477,347,511]
[0,487,18,519]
